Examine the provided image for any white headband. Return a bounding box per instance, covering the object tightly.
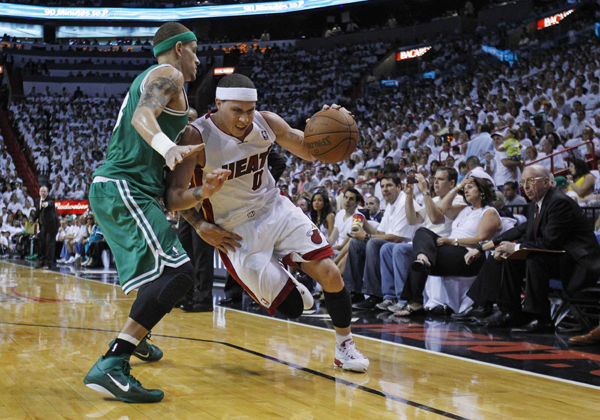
[216,87,257,101]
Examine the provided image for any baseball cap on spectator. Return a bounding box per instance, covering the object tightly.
[554,176,568,188]
[468,166,496,188]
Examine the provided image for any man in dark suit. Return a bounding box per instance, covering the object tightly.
[457,165,600,332]
[34,185,59,270]
[365,196,384,224]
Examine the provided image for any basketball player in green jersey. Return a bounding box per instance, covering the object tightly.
[83,22,230,403]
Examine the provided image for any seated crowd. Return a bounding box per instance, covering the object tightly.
[286,158,600,332]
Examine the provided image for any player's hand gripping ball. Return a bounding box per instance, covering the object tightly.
[304,108,359,164]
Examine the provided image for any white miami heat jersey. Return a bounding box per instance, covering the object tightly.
[191,111,280,231]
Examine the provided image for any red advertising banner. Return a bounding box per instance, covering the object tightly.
[537,9,574,30]
[55,200,89,215]
[396,46,431,61]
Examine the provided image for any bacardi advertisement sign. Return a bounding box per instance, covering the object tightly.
[537,9,575,30]
[396,46,431,61]
[55,200,89,215]
[213,67,235,75]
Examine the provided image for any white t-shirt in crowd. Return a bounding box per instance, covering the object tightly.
[417,195,466,237]
[333,209,359,247]
[378,192,421,241]
[492,149,520,187]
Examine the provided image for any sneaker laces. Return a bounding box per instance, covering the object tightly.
[339,339,365,360]
[121,359,142,387]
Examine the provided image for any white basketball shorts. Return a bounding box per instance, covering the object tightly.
[205,194,333,315]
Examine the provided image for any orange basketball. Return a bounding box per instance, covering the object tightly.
[304,108,359,164]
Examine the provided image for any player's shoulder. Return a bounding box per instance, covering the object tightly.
[180,122,204,146]
[259,111,288,134]
[145,64,185,89]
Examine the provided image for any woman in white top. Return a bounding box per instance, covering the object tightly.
[309,189,335,240]
[394,175,503,316]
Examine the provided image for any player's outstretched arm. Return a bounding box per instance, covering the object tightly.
[131,66,203,170]
[260,111,316,162]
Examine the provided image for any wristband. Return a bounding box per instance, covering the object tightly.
[423,191,431,196]
[151,132,177,158]
[476,240,486,253]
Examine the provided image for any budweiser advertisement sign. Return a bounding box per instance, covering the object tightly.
[55,200,89,215]
[396,46,431,61]
[537,9,574,30]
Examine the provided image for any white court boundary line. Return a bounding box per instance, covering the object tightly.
[6,261,599,391]
[223,307,600,391]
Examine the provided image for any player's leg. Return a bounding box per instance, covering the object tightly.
[85,263,194,404]
[273,196,369,372]
[301,258,369,373]
[84,180,193,403]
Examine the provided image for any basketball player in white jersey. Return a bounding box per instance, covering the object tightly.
[166,74,369,372]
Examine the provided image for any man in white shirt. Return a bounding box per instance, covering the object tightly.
[377,167,467,311]
[557,115,574,142]
[343,174,421,309]
[364,147,384,170]
[487,133,521,189]
[572,109,592,139]
[329,187,364,272]
[465,123,495,162]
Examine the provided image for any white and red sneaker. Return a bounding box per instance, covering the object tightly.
[334,338,369,373]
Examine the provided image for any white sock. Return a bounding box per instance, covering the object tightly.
[336,332,352,347]
[117,333,140,347]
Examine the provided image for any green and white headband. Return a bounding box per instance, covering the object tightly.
[153,31,197,57]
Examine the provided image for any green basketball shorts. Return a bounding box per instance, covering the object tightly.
[89,177,189,294]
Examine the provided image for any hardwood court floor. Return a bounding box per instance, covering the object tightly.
[0,261,599,420]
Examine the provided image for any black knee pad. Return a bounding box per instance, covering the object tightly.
[276,288,304,319]
[324,287,352,329]
[157,263,194,309]
[129,263,194,330]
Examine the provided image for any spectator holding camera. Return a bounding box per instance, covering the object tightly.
[377,167,467,312]
[343,174,422,309]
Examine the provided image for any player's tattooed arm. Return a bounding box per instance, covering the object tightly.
[137,76,181,112]
[191,186,204,202]
[132,67,184,140]
[130,67,203,171]
[179,206,205,230]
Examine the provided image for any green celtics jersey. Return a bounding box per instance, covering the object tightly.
[94,64,188,197]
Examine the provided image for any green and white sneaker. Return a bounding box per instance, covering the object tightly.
[109,334,163,363]
[83,354,164,403]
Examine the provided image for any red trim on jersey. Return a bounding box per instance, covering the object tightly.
[282,245,335,269]
[202,198,215,223]
[281,254,297,269]
[303,245,335,261]
[279,188,291,200]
